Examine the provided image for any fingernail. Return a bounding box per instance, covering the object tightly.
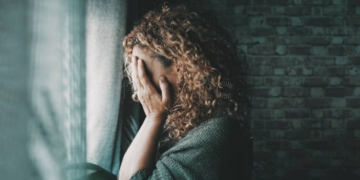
[161,76,165,81]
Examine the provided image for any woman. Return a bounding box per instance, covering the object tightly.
[118,4,253,180]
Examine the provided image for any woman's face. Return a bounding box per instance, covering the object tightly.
[131,45,178,97]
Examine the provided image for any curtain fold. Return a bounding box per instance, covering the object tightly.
[86,0,136,175]
[28,0,87,179]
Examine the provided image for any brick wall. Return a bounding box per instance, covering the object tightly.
[204,0,360,179]
[138,0,360,179]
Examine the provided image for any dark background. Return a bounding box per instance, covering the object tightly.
[132,0,360,179]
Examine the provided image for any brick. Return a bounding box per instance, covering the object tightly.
[343,77,360,86]
[333,0,346,5]
[252,120,265,129]
[272,130,285,139]
[348,67,360,76]
[284,6,311,16]
[273,109,285,118]
[252,130,270,138]
[305,98,332,108]
[311,46,328,55]
[328,46,353,56]
[253,87,270,97]
[347,98,360,107]
[331,37,343,44]
[290,17,303,26]
[248,27,274,36]
[324,87,353,97]
[252,98,267,108]
[266,17,290,26]
[288,46,311,55]
[302,37,331,45]
[288,150,309,158]
[325,27,355,35]
[252,0,266,5]
[286,67,312,76]
[268,98,305,108]
[304,140,332,150]
[249,16,266,26]
[355,87,360,96]
[291,120,302,129]
[231,16,248,26]
[311,7,323,15]
[331,98,346,107]
[347,119,360,128]
[322,130,348,138]
[335,56,348,65]
[228,0,250,5]
[274,68,285,75]
[323,109,352,119]
[275,45,287,55]
[284,109,311,118]
[333,17,346,26]
[355,130,360,138]
[328,77,342,85]
[302,120,322,129]
[287,27,311,35]
[323,6,345,15]
[237,36,266,45]
[306,56,334,66]
[311,130,322,138]
[328,67,345,76]
[234,6,245,14]
[271,6,285,14]
[249,66,273,75]
[275,150,287,158]
[271,77,303,86]
[266,0,291,5]
[293,0,302,5]
[344,37,360,45]
[283,87,310,97]
[312,27,325,35]
[302,0,323,4]
[266,120,289,129]
[269,87,282,97]
[312,109,324,119]
[275,27,286,35]
[310,87,324,96]
[266,140,290,150]
[347,17,360,26]
[329,118,347,128]
[303,77,328,86]
[347,6,357,15]
[348,0,360,5]
[303,17,333,26]
[313,66,345,76]
[246,6,271,15]
[268,56,306,66]
[248,45,275,55]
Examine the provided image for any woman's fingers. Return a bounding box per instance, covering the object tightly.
[137,59,156,92]
[131,57,141,90]
[159,76,170,104]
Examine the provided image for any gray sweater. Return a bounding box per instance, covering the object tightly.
[130,112,253,180]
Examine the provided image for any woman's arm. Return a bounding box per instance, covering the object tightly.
[118,58,170,180]
[118,114,165,180]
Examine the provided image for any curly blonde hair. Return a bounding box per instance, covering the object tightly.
[123,5,251,143]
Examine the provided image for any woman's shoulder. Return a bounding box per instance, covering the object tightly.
[158,111,249,157]
[186,111,241,137]
[174,111,245,147]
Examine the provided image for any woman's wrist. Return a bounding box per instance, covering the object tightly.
[145,113,167,123]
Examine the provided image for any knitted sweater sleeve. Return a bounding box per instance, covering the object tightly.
[129,113,238,180]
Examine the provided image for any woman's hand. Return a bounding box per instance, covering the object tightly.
[132,58,171,120]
